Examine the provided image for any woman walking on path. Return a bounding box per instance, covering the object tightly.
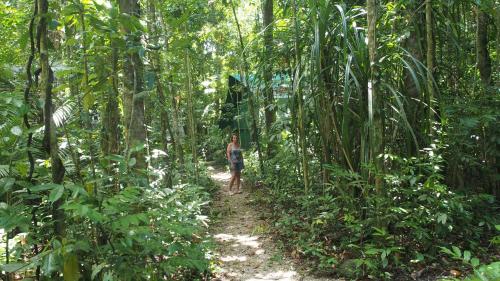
[226,134,244,195]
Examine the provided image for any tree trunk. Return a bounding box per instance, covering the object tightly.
[292,0,309,192]
[119,0,147,173]
[426,0,435,135]
[148,0,172,187]
[476,8,492,88]
[311,2,334,184]
[63,12,84,185]
[403,1,424,155]
[496,6,500,80]
[367,0,384,191]
[263,0,275,157]
[102,42,121,191]
[78,3,98,190]
[24,2,41,278]
[169,78,184,166]
[38,0,65,236]
[158,16,183,166]
[184,42,199,181]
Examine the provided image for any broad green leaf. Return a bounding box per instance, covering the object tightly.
[104,154,125,162]
[42,252,62,275]
[382,257,388,268]
[0,177,15,194]
[92,263,107,280]
[452,246,462,258]
[49,185,64,203]
[474,261,500,279]
[61,3,82,16]
[0,262,29,272]
[118,13,144,32]
[31,183,63,192]
[129,143,145,153]
[63,254,80,281]
[437,213,447,224]
[365,248,379,255]
[440,246,454,256]
[103,272,114,281]
[463,250,471,262]
[83,92,95,110]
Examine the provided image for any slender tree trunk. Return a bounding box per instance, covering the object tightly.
[156,81,171,155]
[23,2,41,279]
[476,8,492,88]
[184,39,199,181]
[78,3,99,192]
[119,0,147,173]
[426,0,435,135]
[403,1,424,154]
[311,2,334,184]
[263,0,275,157]
[475,6,497,196]
[170,79,184,166]
[496,7,500,79]
[102,42,121,191]
[158,15,183,166]
[62,13,85,185]
[292,0,309,192]
[148,0,172,187]
[181,22,198,177]
[367,0,384,191]
[38,0,65,236]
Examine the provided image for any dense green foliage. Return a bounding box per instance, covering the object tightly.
[237,0,499,280]
[0,0,498,280]
[0,0,224,279]
[246,147,499,279]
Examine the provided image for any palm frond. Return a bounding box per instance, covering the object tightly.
[0,165,10,178]
[53,101,77,128]
[382,82,419,149]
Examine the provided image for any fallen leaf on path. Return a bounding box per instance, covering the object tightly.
[450,269,461,277]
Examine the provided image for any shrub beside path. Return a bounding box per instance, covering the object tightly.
[208,167,337,281]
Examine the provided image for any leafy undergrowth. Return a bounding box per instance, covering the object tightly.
[0,163,218,281]
[244,148,500,280]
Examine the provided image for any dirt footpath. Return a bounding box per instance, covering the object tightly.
[208,167,337,281]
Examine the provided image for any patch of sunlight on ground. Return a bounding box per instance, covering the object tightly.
[245,270,298,281]
[211,171,231,181]
[214,233,260,248]
[221,255,248,262]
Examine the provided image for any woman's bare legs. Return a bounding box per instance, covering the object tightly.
[235,172,241,193]
[228,171,235,192]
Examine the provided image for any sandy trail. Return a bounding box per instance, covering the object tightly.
[208,166,335,281]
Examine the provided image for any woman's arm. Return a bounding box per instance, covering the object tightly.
[226,143,231,162]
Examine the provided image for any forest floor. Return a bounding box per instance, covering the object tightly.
[208,166,338,281]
